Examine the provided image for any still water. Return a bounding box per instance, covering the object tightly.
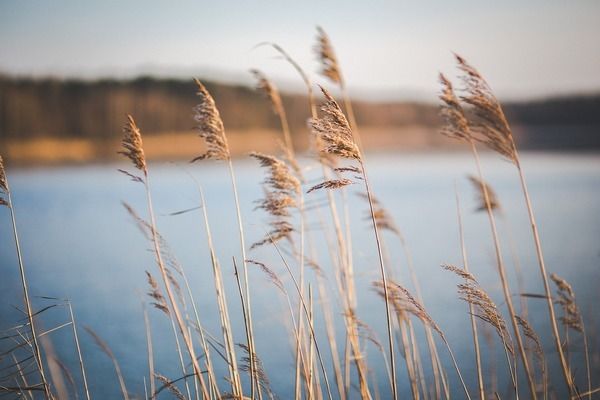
[1,152,599,398]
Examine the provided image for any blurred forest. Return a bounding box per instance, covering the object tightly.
[1,75,599,164]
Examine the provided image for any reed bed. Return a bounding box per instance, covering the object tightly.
[1,26,598,400]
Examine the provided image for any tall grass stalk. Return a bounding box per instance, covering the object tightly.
[439,73,536,398]
[119,116,210,398]
[454,188,485,399]
[198,186,243,397]
[271,43,370,399]
[453,55,575,394]
[67,301,90,400]
[84,326,129,400]
[268,236,334,400]
[192,79,259,396]
[142,303,155,400]
[0,157,52,400]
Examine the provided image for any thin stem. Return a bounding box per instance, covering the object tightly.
[179,266,220,399]
[513,150,575,394]
[470,141,533,399]
[68,302,91,400]
[359,161,397,400]
[581,321,591,400]
[227,158,259,399]
[399,237,447,399]
[269,236,334,400]
[198,186,242,396]
[143,175,210,399]
[142,303,155,400]
[7,190,52,400]
[440,336,472,400]
[168,314,193,400]
[455,188,485,400]
[232,257,260,400]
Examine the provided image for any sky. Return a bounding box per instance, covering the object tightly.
[1,1,599,101]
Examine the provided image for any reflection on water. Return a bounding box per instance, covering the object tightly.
[1,152,599,398]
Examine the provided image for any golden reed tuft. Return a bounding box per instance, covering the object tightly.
[192,79,230,162]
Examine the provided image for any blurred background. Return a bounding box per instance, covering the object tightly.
[1,1,599,399]
[1,0,600,164]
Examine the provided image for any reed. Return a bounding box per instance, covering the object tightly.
[0,156,52,400]
[119,115,210,398]
[192,79,259,398]
[439,71,537,398]
[309,86,395,400]
[84,326,129,400]
[454,190,485,400]
[2,26,598,400]
[374,280,472,400]
[67,301,91,400]
[269,41,367,400]
[551,274,591,400]
[452,54,575,394]
[197,185,243,397]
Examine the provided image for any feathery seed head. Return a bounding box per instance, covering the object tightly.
[314,26,342,84]
[441,264,476,282]
[246,259,285,293]
[146,271,169,316]
[254,190,297,217]
[250,69,284,115]
[358,193,402,237]
[374,280,443,337]
[454,54,517,162]
[551,273,583,332]
[311,86,360,161]
[0,156,8,206]
[251,220,294,250]
[439,73,471,142]
[468,175,501,212]
[443,265,514,353]
[307,178,353,194]
[119,115,147,173]
[192,79,230,162]
[515,316,544,362]
[250,152,300,195]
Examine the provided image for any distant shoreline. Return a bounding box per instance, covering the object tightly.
[2,127,598,167]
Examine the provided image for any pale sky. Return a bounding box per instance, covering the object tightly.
[1,1,599,101]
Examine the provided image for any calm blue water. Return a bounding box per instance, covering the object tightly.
[1,152,599,399]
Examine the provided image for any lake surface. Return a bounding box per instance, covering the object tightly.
[1,152,599,399]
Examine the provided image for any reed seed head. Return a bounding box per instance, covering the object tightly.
[439,73,471,142]
[468,175,501,212]
[155,373,185,400]
[311,87,360,161]
[441,264,476,282]
[454,54,517,162]
[238,343,273,398]
[443,264,513,353]
[358,193,402,237]
[307,178,353,194]
[246,259,285,293]
[374,280,443,337]
[250,152,300,195]
[0,156,8,206]
[551,273,583,332]
[192,79,230,162]
[119,115,147,173]
[515,315,544,362]
[146,271,169,316]
[250,69,284,116]
[254,190,297,217]
[251,220,294,250]
[314,26,342,84]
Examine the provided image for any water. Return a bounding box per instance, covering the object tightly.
[1,152,599,399]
